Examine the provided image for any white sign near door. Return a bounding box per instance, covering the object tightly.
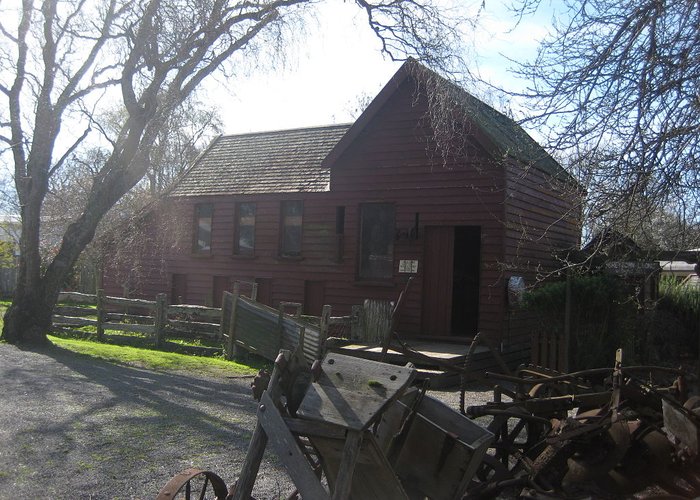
[398,259,418,273]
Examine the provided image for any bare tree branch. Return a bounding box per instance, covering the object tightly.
[503,0,700,250]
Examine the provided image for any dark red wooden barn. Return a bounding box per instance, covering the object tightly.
[102,60,580,355]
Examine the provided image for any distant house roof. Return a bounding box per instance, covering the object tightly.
[582,228,644,260]
[169,124,351,197]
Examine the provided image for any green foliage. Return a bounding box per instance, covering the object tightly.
[651,277,700,360]
[523,274,639,370]
[0,241,16,267]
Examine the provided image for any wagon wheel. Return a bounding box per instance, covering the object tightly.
[528,383,568,419]
[466,408,551,498]
[156,468,229,500]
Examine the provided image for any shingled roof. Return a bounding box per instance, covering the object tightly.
[169,124,351,197]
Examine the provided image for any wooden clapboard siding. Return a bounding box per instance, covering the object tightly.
[101,62,581,349]
[501,161,581,349]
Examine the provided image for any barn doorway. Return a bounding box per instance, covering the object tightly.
[421,226,480,336]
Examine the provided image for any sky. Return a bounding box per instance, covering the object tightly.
[204,0,556,135]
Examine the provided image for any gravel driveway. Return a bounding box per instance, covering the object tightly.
[0,343,493,499]
[0,343,295,499]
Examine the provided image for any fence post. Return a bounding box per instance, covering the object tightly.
[318,305,331,358]
[96,289,105,341]
[219,291,232,342]
[226,291,240,360]
[350,305,363,340]
[154,293,167,347]
[562,269,572,372]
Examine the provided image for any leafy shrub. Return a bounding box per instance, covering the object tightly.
[523,274,639,370]
[651,276,700,361]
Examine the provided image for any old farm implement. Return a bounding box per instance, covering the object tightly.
[157,348,700,499]
[157,348,492,500]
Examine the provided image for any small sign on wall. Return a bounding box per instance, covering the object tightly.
[399,259,419,273]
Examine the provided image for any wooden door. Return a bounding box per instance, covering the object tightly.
[171,274,187,304]
[212,275,231,307]
[421,226,454,336]
[255,278,272,306]
[304,280,325,316]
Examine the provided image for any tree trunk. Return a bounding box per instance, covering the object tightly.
[2,287,55,346]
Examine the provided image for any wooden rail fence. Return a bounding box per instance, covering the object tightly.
[52,283,354,365]
[53,290,227,347]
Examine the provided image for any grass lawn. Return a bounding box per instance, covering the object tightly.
[0,299,261,378]
[48,335,259,377]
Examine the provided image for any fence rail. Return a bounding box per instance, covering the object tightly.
[52,285,355,365]
[53,290,217,344]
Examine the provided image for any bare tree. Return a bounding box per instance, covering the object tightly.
[41,97,222,260]
[509,0,700,249]
[0,0,470,344]
[143,99,222,196]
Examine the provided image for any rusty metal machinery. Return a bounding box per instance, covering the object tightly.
[464,348,700,499]
[157,347,700,499]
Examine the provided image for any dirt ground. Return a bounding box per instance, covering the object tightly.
[0,342,492,499]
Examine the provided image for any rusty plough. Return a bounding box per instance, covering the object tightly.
[466,348,700,498]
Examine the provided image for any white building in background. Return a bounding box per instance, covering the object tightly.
[659,251,700,288]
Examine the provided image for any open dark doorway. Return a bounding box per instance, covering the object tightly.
[451,226,480,335]
[421,225,480,336]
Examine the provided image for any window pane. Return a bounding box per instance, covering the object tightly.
[359,203,394,279]
[238,226,255,253]
[281,201,303,256]
[236,202,256,255]
[195,204,213,252]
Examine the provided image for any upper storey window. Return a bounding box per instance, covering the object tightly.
[234,202,256,255]
[193,203,213,254]
[280,200,303,257]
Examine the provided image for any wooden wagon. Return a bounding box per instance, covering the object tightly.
[156,349,493,499]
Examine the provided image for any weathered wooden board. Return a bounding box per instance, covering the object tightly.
[310,433,408,500]
[376,392,494,500]
[104,296,156,309]
[166,304,222,319]
[281,315,322,364]
[234,298,282,361]
[167,319,219,334]
[54,306,97,318]
[258,392,330,500]
[52,315,98,327]
[297,353,415,431]
[102,321,155,334]
[105,312,153,324]
[58,291,96,305]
